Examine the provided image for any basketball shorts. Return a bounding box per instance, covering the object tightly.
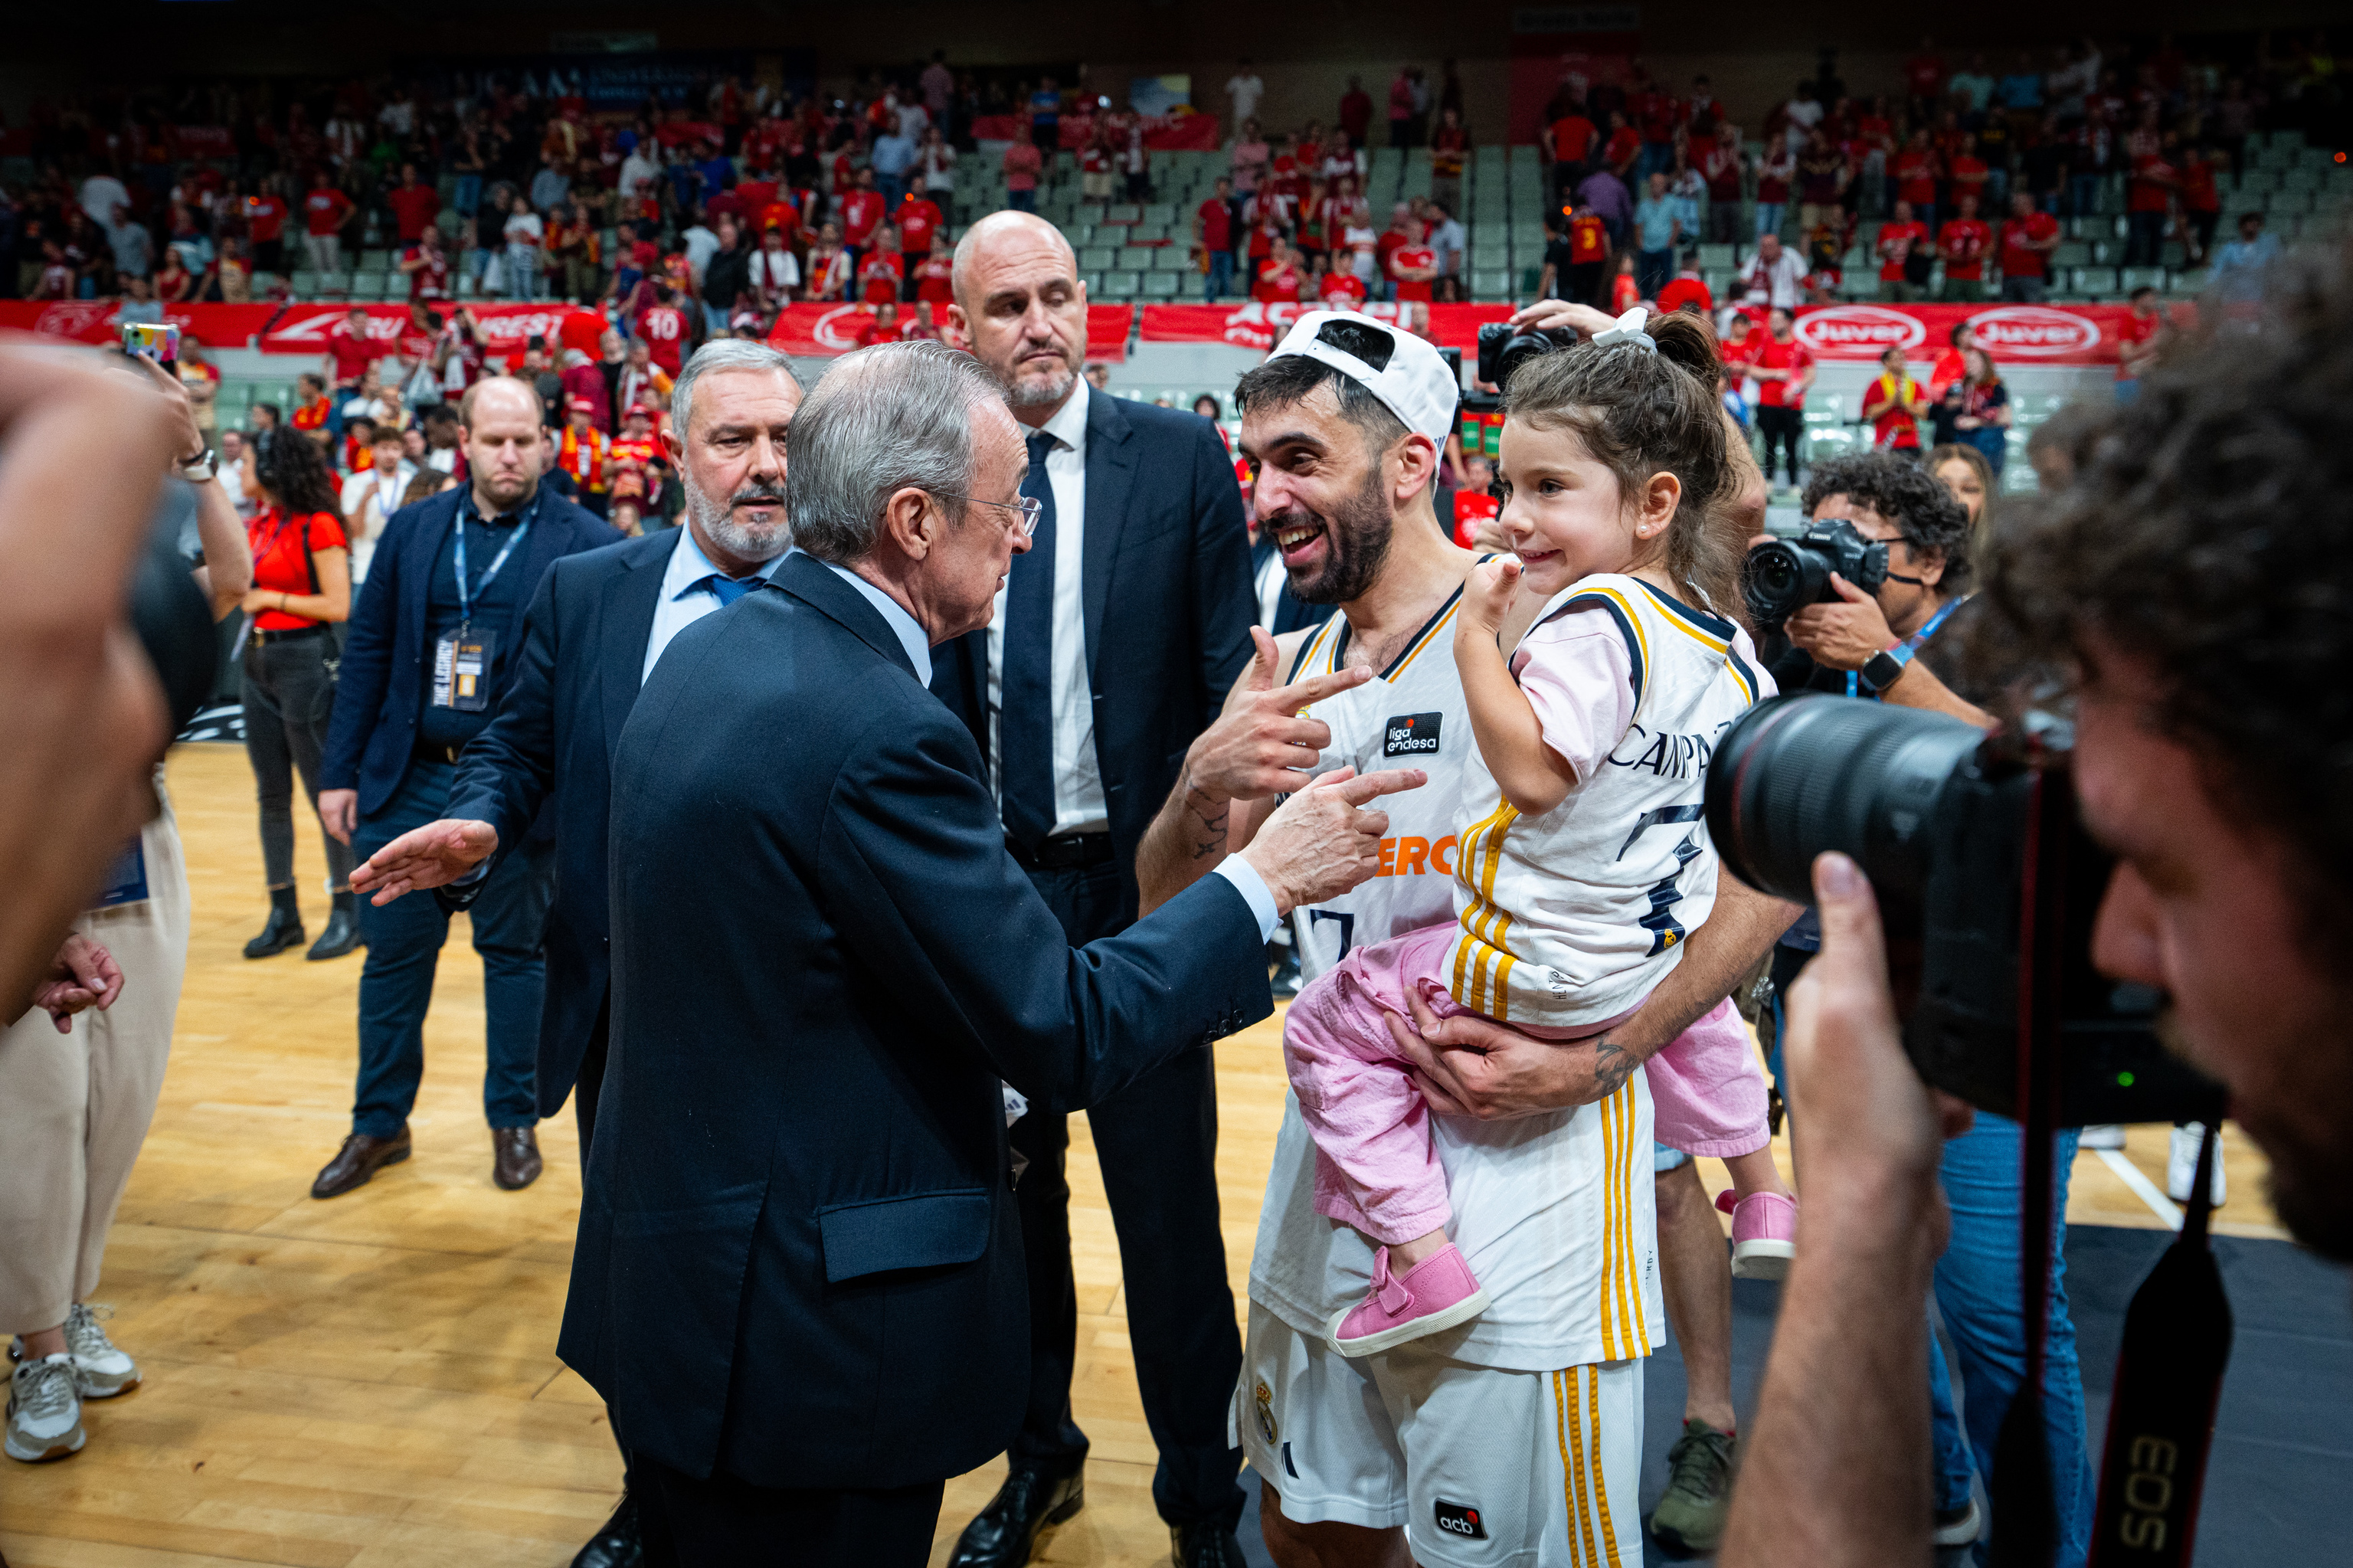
[1234,1302,1644,1566]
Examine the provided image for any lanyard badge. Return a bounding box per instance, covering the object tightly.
[430,496,535,712]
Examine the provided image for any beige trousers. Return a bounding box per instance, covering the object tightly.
[0,792,188,1335]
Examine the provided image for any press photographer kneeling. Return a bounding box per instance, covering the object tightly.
[1717,258,2353,1564]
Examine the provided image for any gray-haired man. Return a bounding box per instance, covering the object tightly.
[344,339,803,1568]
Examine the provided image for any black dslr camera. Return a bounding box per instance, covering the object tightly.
[1471,321,1578,405]
[1742,519,1889,634]
[1705,695,2224,1127]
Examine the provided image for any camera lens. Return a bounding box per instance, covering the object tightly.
[1742,539,1828,630]
[1704,696,1985,905]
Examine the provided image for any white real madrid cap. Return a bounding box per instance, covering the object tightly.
[1265,310,1458,446]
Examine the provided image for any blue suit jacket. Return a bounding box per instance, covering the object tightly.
[560,553,1270,1490]
[929,393,1255,921]
[442,527,686,1117]
[320,486,620,821]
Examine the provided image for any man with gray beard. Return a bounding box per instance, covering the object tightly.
[344,339,803,1568]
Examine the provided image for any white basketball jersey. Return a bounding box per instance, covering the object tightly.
[1446,574,1766,1031]
[1249,575,1663,1371]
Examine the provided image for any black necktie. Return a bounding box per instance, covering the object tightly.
[694,572,762,606]
[1000,430,1058,853]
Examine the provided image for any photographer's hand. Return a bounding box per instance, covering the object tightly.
[351,818,499,904]
[1718,853,1968,1568]
[1781,573,1895,672]
[1504,299,1623,339]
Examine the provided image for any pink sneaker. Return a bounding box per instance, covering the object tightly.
[1324,1242,1490,1357]
[1716,1190,1796,1280]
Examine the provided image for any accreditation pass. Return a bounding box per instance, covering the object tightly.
[430,626,497,712]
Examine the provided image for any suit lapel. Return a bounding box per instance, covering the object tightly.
[405,493,457,663]
[1079,390,1134,678]
[601,530,681,757]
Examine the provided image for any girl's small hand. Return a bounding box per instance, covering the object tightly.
[1460,553,1523,633]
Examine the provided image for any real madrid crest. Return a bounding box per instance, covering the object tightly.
[1254,1380,1277,1444]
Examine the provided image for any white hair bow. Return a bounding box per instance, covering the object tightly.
[1592,306,1657,354]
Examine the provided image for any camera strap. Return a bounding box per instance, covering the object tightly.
[2086,1128,2232,1565]
[1844,594,1962,699]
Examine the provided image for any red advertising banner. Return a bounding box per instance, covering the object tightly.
[765,303,1133,361]
[258,302,610,358]
[1140,302,1515,352]
[1775,302,2195,367]
[0,300,279,348]
[970,112,1222,153]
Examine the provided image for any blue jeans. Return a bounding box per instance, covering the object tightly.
[1754,202,1784,241]
[1935,1114,2094,1566]
[1008,189,1036,213]
[2069,174,2102,218]
[350,758,551,1139]
[1637,247,1674,298]
[1206,249,1232,300]
[453,173,482,217]
[878,172,908,211]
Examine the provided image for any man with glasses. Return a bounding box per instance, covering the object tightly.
[931,211,1263,1568]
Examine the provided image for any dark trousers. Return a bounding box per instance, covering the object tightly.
[1007,856,1245,1531]
[1757,404,1805,486]
[241,635,355,893]
[637,1455,942,1568]
[349,758,551,1138]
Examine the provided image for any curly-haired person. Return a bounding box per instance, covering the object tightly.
[1717,256,2353,1565]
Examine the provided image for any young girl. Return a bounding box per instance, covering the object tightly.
[1284,309,1796,1355]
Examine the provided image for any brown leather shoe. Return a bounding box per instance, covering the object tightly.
[310,1128,411,1199]
[493,1127,543,1191]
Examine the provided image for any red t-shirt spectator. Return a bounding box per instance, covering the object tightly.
[1550,116,1598,165]
[1905,54,1946,100]
[327,324,381,385]
[1700,139,1743,203]
[1374,224,1410,277]
[1568,213,1609,264]
[1877,220,1929,280]
[387,183,440,243]
[1751,338,1813,408]
[1002,141,1042,193]
[635,303,688,373]
[897,198,943,257]
[1389,244,1435,302]
[1655,274,1713,315]
[2115,311,2162,382]
[1320,269,1367,305]
[839,189,885,248]
[1603,126,1641,172]
[1998,212,2060,279]
[246,193,288,243]
[2182,161,2219,214]
[247,507,348,630]
[915,254,956,303]
[1895,151,1939,208]
[1451,489,1500,549]
[2129,155,2178,214]
[1948,156,1989,208]
[1198,196,1232,253]
[735,178,778,216]
[1255,258,1304,303]
[757,198,800,238]
[305,186,355,237]
[1939,218,1991,280]
[859,251,905,303]
[405,244,450,300]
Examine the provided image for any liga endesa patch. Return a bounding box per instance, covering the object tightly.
[1383,712,1443,758]
[1433,1498,1489,1540]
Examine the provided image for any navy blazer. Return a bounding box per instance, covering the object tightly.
[320,485,620,820]
[560,553,1271,1491]
[442,527,686,1118]
[929,393,1255,920]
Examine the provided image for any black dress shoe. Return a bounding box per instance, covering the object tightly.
[311,1128,411,1199]
[493,1127,543,1190]
[1170,1521,1250,1567]
[947,1465,1084,1567]
[306,893,362,960]
[243,890,305,959]
[570,1493,643,1568]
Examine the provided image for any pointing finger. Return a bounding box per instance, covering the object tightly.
[1268,663,1373,713]
[1324,767,1426,805]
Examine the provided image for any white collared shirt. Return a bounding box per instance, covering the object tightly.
[984,378,1108,837]
[642,524,790,683]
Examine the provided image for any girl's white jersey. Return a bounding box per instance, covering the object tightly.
[1445,573,1770,1031]
[1249,578,1662,1371]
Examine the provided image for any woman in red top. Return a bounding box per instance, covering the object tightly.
[237,430,357,960]
[153,250,196,304]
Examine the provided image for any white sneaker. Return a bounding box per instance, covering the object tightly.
[6,1354,85,1462]
[2168,1124,2226,1206]
[2078,1124,2127,1151]
[63,1302,139,1398]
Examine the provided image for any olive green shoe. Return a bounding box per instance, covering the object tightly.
[1649,1417,1736,1554]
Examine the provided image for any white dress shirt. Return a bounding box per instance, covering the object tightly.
[642,524,790,683]
[984,379,1109,837]
[338,460,417,584]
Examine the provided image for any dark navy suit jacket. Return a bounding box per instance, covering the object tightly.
[929,392,1255,921]
[559,553,1270,1491]
[319,485,619,823]
[442,527,686,1118]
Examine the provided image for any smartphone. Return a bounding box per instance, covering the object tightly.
[121,321,181,370]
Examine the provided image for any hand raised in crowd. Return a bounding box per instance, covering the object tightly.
[1505,298,1629,340]
[32,933,124,1033]
[0,338,177,1018]
[1239,764,1425,915]
[349,818,501,904]
[1782,571,1898,672]
[1181,627,1373,804]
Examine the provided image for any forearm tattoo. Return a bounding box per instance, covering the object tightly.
[1591,1034,1635,1098]
[1182,771,1229,861]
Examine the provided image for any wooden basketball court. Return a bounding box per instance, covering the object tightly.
[0,743,2279,1567]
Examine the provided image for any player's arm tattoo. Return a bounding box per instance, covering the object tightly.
[1180,768,1230,861]
[1590,1033,1636,1098]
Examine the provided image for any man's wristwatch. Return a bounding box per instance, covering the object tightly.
[176,446,217,483]
[1858,643,1914,693]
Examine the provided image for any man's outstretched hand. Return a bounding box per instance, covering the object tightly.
[1241,766,1425,915]
[349,819,499,905]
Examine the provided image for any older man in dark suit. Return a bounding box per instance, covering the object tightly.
[342,339,803,1568]
[564,342,1416,1565]
[314,376,618,1198]
[929,209,1266,1568]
